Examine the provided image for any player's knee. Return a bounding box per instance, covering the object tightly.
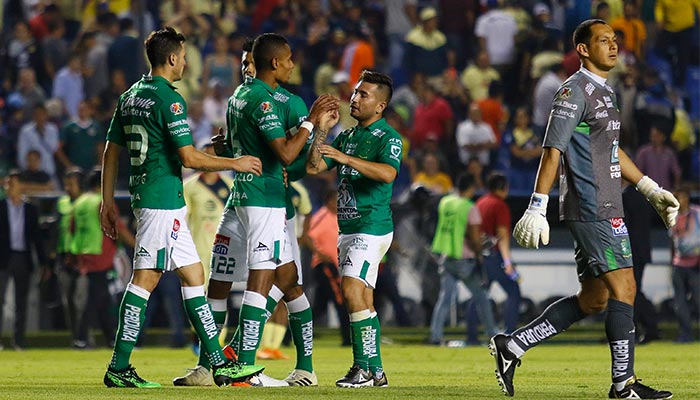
[580,297,608,314]
[207,279,232,299]
[282,284,303,302]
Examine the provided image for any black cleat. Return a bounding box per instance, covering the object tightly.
[489,334,521,397]
[608,377,673,399]
[335,365,373,388]
[103,365,161,388]
[372,370,388,387]
[212,359,265,386]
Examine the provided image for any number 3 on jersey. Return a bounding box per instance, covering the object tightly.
[125,124,148,166]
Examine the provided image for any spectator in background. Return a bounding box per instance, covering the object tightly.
[594,1,612,22]
[83,13,119,100]
[456,103,497,167]
[440,67,470,122]
[19,149,54,193]
[4,20,47,91]
[477,81,508,148]
[97,69,129,124]
[107,17,143,87]
[42,19,69,81]
[411,81,454,150]
[404,7,448,79]
[504,107,542,194]
[384,0,417,86]
[56,100,104,172]
[202,79,228,130]
[532,63,567,137]
[168,15,204,102]
[202,35,239,95]
[17,104,59,184]
[461,50,500,102]
[466,157,486,194]
[634,124,682,191]
[610,0,646,60]
[412,152,453,195]
[670,187,700,343]
[655,0,700,86]
[0,170,48,350]
[391,71,425,117]
[9,68,47,121]
[52,53,84,120]
[341,25,375,87]
[186,100,214,145]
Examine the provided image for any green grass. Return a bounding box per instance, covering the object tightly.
[0,328,698,400]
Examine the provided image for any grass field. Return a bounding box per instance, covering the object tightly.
[1,328,698,400]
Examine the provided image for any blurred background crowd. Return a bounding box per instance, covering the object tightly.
[0,0,698,350]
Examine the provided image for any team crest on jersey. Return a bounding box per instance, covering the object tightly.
[556,87,572,99]
[610,218,628,237]
[171,219,181,240]
[212,234,230,255]
[170,102,184,115]
[259,101,274,113]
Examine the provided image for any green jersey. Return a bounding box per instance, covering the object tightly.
[431,194,474,259]
[71,192,103,255]
[324,118,402,235]
[106,75,193,210]
[226,78,288,208]
[56,195,74,254]
[60,119,104,171]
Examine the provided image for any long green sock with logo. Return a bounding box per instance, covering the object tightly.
[182,286,226,367]
[197,298,228,369]
[368,311,383,375]
[349,309,372,370]
[229,288,281,355]
[236,291,270,365]
[288,294,314,372]
[110,283,150,371]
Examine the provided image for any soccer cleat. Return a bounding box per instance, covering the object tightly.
[257,347,291,360]
[212,359,265,386]
[335,365,373,388]
[608,377,673,399]
[489,334,521,397]
[242,372,290,387]
[285,369,318,386]
[104,365,162,388]
[223,344,237,360]
[372,370,388,387]
[172,365,213,386]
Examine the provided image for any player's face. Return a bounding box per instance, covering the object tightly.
[172,44,187,82]
[63,176,81,199]
[350,81,386,123]
[580,23,618,73]
[274,44,294,83]
[242,50,255,79]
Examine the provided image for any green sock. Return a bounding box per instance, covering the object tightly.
[349,310,373,370]
[369,313,383,375]
[182,287,226,367]
[236,291,269,365]
[110,284,149,371]
[197,298,227,369]
[288,294,313,372]
[230,293,278,353]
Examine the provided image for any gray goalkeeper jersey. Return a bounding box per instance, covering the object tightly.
[543,68,623,222]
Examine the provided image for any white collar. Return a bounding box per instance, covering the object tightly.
[579,67,607,87]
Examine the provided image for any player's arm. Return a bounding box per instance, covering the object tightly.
[100,141,122,240]
[318,144,397,183]
[177,145,262,174]
[306,109,340,175]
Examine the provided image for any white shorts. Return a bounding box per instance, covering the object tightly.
[236,206,293,270]
[209,208,249,283]
[133,207,200,271]
[286,215,303,285]
[338,232,393,288]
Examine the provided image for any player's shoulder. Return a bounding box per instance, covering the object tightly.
[371,118,402,141]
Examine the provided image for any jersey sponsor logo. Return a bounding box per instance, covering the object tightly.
[610,164,621,178]
[370,128,386,138]
[553,100,578,110]
[121,95,156,110]
[171,219,181,240]
[595,110,609,119]
[253,242,269,253]
[167,119,187,128]
[129,173,147,186]
[170,102,184,115]
[340,256,353,271]
[232,98,248,110]
[556,87,572,99]
[390,144,401,159]
[585,82,595,96]
[260,121,282,130]
[611,339,630,378]
[350,237,368,251]
[169,126,191,136]
[595,99,606,109]
[610,218,628,236]
[213,234,230,255]
[552,108,575,119]
[603,96,614,108]
[606,120,621,131]
[259,101,274,113]
[272,92,290,103]
[136,246,151,257]
[339,164,360,176]
[235,173,254,182]
[337,178,360,220]
[621,238,632,258]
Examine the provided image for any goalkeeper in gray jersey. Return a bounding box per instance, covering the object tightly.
[488,19,678,400]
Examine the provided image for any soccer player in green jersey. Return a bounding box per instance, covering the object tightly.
[100,27,264,388]
[306,70,402,388]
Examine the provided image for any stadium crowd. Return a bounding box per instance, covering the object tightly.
[0,0,698,349]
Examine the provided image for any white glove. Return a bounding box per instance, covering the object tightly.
[513,193,550,249]
[636,175,680,228]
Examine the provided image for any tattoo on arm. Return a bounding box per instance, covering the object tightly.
[307,129,329,169]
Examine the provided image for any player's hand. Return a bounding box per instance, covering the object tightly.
[636,175,680,228]
[100,202,119,240]
[308,94,339,125]
[318,109,339,132]
[318,144,348,164]
[232,155,262,176]
[211,128,227,156]
[513,193,550,249]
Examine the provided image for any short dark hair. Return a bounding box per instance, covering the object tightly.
[144,27,186,68]
[359,70,393,103]
[573,19,607,47]
[87,168,102,189]
[252,33,289,73]
[8,169,22,180]
[487,171,508,192]
[242,37,254,53]
[456,173,475,193]
[64,166,84,181]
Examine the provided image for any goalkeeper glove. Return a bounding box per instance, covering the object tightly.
[513,193,550,249]
[636,175,680,228]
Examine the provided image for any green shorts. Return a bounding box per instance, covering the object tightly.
[566,218,633,282]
